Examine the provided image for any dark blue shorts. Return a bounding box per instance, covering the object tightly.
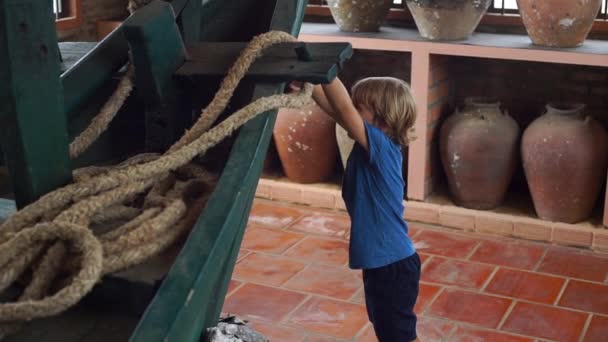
[363,253,421,342]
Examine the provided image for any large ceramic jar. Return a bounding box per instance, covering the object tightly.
[405,0,492,40]
[336,125,354,169]
[440,97,520,210]
[273,103,338,184]
[517,0,602,48]
[522,103,608,223]
[326,0,393,32]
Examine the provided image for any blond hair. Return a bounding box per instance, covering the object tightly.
[351,77,417,147]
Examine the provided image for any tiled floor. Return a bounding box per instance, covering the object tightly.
[222,199,608,342]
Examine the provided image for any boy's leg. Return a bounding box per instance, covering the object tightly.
[363,253,421,342]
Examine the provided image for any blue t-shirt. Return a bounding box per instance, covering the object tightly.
[342,122,416,269]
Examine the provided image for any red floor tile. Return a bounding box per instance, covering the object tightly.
[250,321,307,342]
[237,249,250,261]
[287,297,368,339]
[233,253,306,287]
[350,287,365,304]
[417,316,454,342]
[227,280,242,296]
[415,283,442,313]
[222,283,307,322]
[249,202,306,229]
[413,230,479,258]
[559,280,608,315]
[408,222,435,238]
[485,268,565,304]
[356,325,377,342]
[470,240,546,270]
[501,302,589,342]
[285,236,349,266]
[422,257,495,289]
[288,212,351,239]
[419,253,430,265]
[284,264,362,300]
[448,326,533,342]
[583,315,608,342]
[427,289,512,328]
[241,226,305,254]
[537,248,608,282]
[304,335,348,342]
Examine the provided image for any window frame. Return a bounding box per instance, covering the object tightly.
[55,0,82,31]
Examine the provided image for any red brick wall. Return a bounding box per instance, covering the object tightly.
[451,58,608,128]
[58,0,128,41]
[339,49,411,90]
[425,55,454,197]
[424,56,608,212]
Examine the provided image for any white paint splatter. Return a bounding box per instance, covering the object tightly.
[559,18,575,28]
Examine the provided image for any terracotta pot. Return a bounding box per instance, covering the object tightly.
[405,0,492,40]
[440,97,520,210]
[522,103,608,223]
[516,0,602,48]
[326,0,393,32]
[336,125,354,169]
[273,104,338,183]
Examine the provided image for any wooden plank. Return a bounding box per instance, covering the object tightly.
[0,0,72,208]
[61,26,129,119]
[59,42,98,73]
[176,42,352,84]
[122,0,188,151]
[130,83,280,342]
[132,0,314,340]
[177,0,201,44]
[0,198,16,223]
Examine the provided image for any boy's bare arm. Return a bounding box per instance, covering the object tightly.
[321,78,368,151]
[312,85,335,115]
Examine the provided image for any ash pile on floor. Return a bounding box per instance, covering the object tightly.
[206,316,268,342]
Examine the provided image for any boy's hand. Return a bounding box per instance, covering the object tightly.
[288,81,303,92]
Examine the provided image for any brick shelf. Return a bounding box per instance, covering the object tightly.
[299,22,608,229]
[255,178,608,253]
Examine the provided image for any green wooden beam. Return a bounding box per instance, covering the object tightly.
[0,0,72,208]
[129,83,280,342]
[177,0,201,44]
[61,27,129,120]
[176,42,353,84]
[122,0,188,151]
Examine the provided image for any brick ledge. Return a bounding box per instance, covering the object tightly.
[255,178,608,253]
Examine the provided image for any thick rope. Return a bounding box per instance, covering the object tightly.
[0,29,313,337]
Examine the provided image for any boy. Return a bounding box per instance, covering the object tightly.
[312,76,421,342]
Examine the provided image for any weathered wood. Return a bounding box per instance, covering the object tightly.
[0,198,15,223]
[61,27,129,120]
[177,0,201,44]
[0,0,72,208]
[123,0,189,151]
[131,1,314,340]
[176,42,352,84]
[59,42,98,73]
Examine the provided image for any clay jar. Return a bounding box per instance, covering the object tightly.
[517,0,602,48]
[440,97,520,210]
[522,103,608,223]
[336,125,354,169]
[326,0,393,32]
[273,102,338,184]
[405,0,492,40]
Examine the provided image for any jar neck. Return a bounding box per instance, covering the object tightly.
[464,97,501,111]
[546,103,585,118]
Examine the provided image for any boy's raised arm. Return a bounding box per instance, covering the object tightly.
[321,78,368,151]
